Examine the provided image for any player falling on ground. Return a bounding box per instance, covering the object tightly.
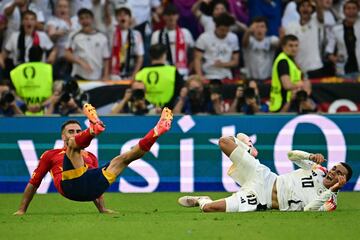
[14,104,173,215]
[178,133,352,212]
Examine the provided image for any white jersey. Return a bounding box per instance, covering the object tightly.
[195,31,239,80]
[276,166,329,211]
[66,30,111,80]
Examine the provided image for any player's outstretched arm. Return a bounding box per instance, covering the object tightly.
[287,150,326,170]
[13,183,37,215]
[93,195,117,214]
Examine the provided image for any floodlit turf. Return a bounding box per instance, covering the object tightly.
[0,192,359,240]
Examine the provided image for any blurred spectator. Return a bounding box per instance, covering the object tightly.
[194,13,239,82]
[172,0,202,39]
[109,4,144,80]
[135,43,183,109]
[0,14,7,81]
[282,0,300,28]
[108,0,162,65]
[71,0,93,16]
[229,80,268,114]
[248,0,282,36]
[242,16,279,81]
[0,83,23,116]
[30,0,55,21]
[192,0,229,32]
[173,74,222,114]
[326,0,360,77]
[151,3,194,77]
[288,89,317,114]
[46,0,79,80]
[64,8,110,81]
[92,0,110,33]
[192,0,247,32]
[111,81,154,115]
[269,34,312,112]
[284,0,329,78]
[44,80,86,116]
[0,10,56,73]
[228,0,249,25]
[2,0,45,35]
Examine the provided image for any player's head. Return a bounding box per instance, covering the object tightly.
[61,120,82,146]
[236,133,258,157]
[281,34,299,57]
[323,162,353,189]
[214,13,235,39]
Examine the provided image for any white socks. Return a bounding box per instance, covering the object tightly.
[198,197,212,210]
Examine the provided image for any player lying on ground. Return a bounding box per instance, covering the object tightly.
[14,104,173,215]
[178,133,352,212]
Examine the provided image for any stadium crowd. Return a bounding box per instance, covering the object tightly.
[0,0,359,116]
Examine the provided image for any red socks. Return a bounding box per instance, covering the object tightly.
[75,128,94,148]
[139,129,158,152]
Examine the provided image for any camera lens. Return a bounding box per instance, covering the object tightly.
[4,92,15,103]
[59,92,71,103]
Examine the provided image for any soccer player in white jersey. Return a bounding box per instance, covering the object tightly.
[178,133,352,212]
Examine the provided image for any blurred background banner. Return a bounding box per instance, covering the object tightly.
[0,114,359,193]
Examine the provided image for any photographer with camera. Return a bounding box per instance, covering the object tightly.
[44,80,86,116]
[288,89,317,114]
[0,84,23,116]
[111,81,153,115]
[173,75,223,115]
[230,80,268,114]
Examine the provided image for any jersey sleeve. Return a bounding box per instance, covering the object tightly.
[287,150,315,170]
[29,151,53,188]
[88,152,99,168]
[304,189,337,211]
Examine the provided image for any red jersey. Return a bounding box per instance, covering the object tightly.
[29,148,98,196]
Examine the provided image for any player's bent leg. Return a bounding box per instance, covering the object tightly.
[105,145,146,177]
[218,136,238,157]
[104,108,173,178]
[201,199,227,212]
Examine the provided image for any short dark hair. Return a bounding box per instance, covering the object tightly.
[296,0,315,13]
[77,8,94,18]
[163,3,178,15]
[61,120,81,133]
[149,44,167,60]
[23,10,37,19]
[251,16,268,27]
[115,7,132,17]
[214,13,235,28]
[340,162,353,181]
[281,34,299,47]
[210,0,229,14]
[344,0,359,9]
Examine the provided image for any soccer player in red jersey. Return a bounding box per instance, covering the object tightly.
[14,104,173,215]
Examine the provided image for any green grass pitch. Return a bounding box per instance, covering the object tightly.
[1,192,359,240]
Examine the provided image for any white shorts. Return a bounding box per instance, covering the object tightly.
[225,189,259,212]
[227,144,277,210]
